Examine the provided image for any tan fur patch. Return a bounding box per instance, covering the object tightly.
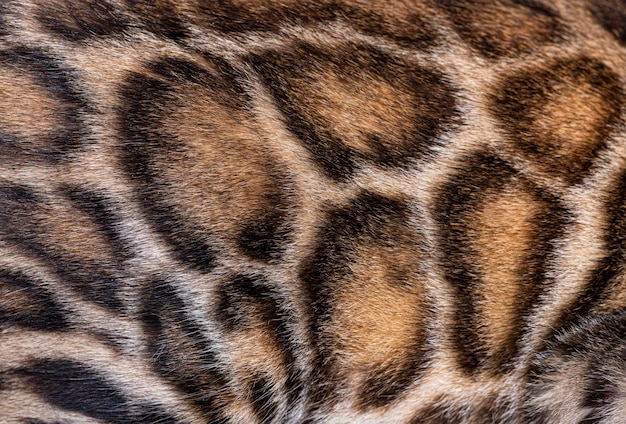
[534,80,611,169]
[330,237,425,376]
[473,188,537,359]
[309,70,415,155]
[0,68,60,146]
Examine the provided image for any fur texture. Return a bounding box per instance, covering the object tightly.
[0,0,626,422]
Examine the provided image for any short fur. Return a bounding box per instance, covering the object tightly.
[0,0,626,422]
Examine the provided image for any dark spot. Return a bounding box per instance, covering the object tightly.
[219,275,278,331]
[249,43,459,180]
[250,377,280,424]
[434,0,565,58]
[238,205,289,262]
[358,365,422,409]
[22,420,66,424]
[582,368,617,421]
[65,186,130,260]
[18,360,178,423]
[125,0,189,40]
[588,0,626,45]
[0,184,38,204]
[37,0,129,41]
[0,269,69,330]
[408,398,467,424]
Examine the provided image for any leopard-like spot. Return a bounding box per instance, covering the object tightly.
[300,192,429,409]
[0,48,88,162]
[120,56,294,268]
[435,153,568,373]
[434,0,565,59]
[250,43,459,180]
[490,57,624,183]
[588,0,626,45]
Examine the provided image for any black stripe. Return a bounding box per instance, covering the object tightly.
[0,269,69,330]
[22,420,66,424]
[218,274,303,406]
[37,0,129,41]
[141,279,231,423]
[0,2,7,36]
[19,360,178,424]
[64,186,130,261]
[250,377,280,424]
[124,0,189,40]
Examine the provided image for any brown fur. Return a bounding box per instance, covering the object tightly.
[0,0,626,423]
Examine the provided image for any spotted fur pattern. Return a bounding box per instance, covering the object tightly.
[1,0,626,423]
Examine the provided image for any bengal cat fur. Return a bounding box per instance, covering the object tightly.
[0,0,625,423]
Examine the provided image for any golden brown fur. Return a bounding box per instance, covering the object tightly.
[0,0,625,422]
